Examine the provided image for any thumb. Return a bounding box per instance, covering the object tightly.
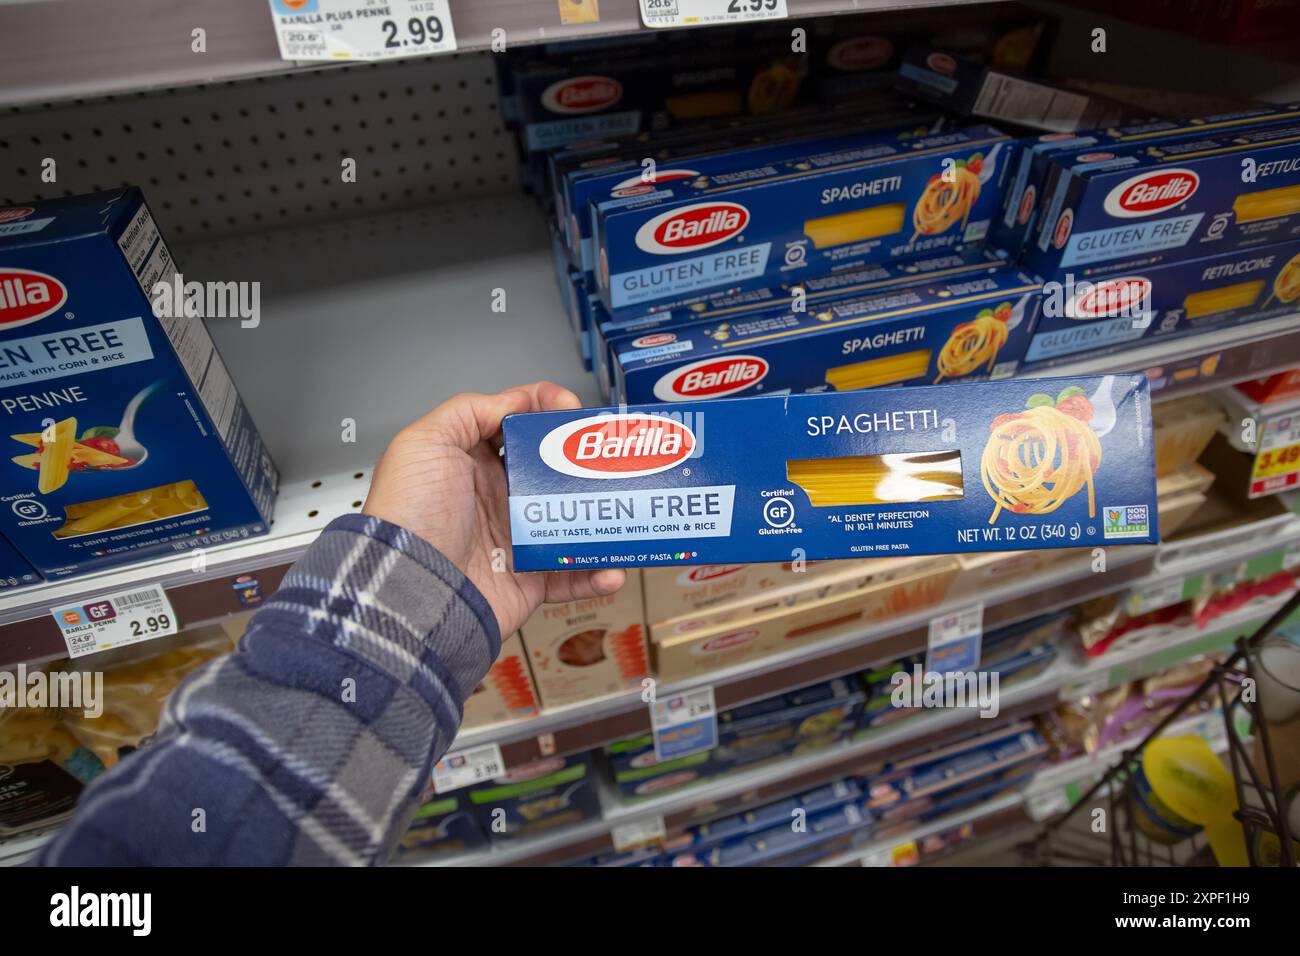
[542,568,627,605]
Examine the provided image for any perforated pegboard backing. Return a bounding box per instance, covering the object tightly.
[0,51,516,241]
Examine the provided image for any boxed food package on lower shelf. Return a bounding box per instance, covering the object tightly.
[504,375,1160,572]
[0,532,40,588]
[0,190,278,579]
[1154,462,1216,538]
[592,124,1014,311]
[518,570,649,708]
[1152,394,1224,477]
[1236,368,1300,405]
[460,632,541,731]
[896,44,1132,134]
[946,546,1091,601]
[607,676,864,800]
[1023,238,1300,366]
[398,793,489,858]
[467,752,601,842]
[610,265,1044,404]
[646,553,956,646]
[651,556,958,682]
[856,612,1065,730]
[1021,123,1300,278]
[667,799,870,866]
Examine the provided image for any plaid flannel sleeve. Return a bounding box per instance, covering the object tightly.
[38,514,500,866]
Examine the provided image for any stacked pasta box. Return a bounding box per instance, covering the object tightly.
[0,190,277,579]
[994,106,1300,369]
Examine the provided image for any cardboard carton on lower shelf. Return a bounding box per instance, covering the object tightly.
[652,556,958,682]
[460,632,541,730]
[946,547,1091,602]
[648,554,957,644]
[519,572,649,708]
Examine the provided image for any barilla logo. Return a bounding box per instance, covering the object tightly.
[1067,276,1152,319]
[1017,185,1036,225]
[693,629,760,655]
[611,170,699,197]
[828,36,893,72]
[635,202,749,255]
[541,76,623,115]
[632,332,676,348]
[1104,168,1199,218]
[501,756,565,783]
[0,269,67,329]
[0,207,34,223]
[926,52,957,76]
[653,355,768,401]
[538,413,696,479]
[679,564,743,586]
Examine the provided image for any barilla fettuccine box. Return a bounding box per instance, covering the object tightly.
[502,375,1158,571]
[610,263,1043,404]
[1022,123,1300,277]
[592,124,1017,311]
[0,189,277,578]
[561,105,939,275]
[591,248,1008,402]
[992,103,1300,257]
[1024,236,1300,365]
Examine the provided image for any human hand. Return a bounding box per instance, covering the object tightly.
[362,382,626,637]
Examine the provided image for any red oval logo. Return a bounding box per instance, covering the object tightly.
[695,629,760,655]
[1069,276,1152,319]
[0,207,34,224]
[1104,168,1200,218]
[542,76,623,115]
[653,355,769,401]
[685,565,743,583]
[1016,185,1036,226]
[828,36,894,72]
[635,202,749,255]
[926,52,958,76]
[1076,151,1116,163]
[1052,209,1073,250]
[538,413,696,479]
[0,269,68,329]
[632,332,676,348]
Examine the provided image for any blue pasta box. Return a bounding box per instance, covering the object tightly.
[1024,236,1300,366]
[0,190,278,579]
[592,124,1017,311]
[609,263,1043,404]
[561,105,939,276]
[1022,122,1300,278]
[591,248,1010,403]
[466,752,600,842]
[0,531,40,588]
[502,375,1159,571]
[992,103,1300,257]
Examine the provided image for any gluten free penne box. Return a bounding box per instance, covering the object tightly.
[503,376,1158,571]
[0,190,277,578]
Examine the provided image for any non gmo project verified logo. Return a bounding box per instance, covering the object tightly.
[1102,505,1150,540]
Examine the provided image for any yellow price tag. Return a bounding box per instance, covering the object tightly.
[1252,442,1300,480]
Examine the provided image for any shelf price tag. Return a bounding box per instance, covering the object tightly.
[650,685,718,761]
[1250,412,1300,498]
[432,743,504,794]
[639,0,788,29]
[52,584,178,659]
[1125,575,1188,616]
[267,0,457,63]
[926,603,983,673]
[611,815,668,854]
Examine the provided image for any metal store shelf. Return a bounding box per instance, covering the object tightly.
[0,0,992,108]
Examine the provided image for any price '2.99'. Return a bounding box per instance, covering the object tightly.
[382,16,445,49]
[728,0,779,10]
[130,614,172,637]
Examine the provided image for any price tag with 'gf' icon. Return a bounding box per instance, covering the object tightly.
[52,584,179,659]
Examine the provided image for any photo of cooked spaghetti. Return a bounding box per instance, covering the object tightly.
[1267,252,1300,306]
[911,153,983,242]
[934,302,1012,383]
[981,387,1102,525]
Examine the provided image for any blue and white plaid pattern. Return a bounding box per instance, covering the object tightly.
[39,514,499,866]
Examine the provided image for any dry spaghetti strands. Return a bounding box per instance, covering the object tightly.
[981,405,1101,524]
[787,452,963,507]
